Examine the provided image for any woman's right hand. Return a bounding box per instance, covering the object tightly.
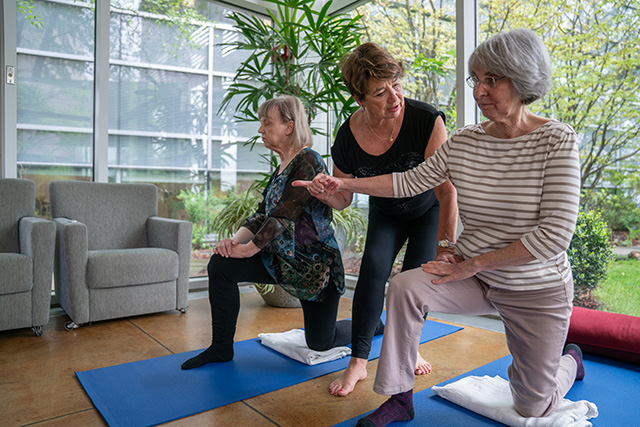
[213,238,238,258]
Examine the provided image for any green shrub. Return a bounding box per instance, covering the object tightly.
[567,209,614,290]
[177,187,225,248]
[209,189,261,240]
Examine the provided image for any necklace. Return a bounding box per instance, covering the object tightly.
[364,109,396,142]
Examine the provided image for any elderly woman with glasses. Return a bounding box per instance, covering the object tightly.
[295,29,583,426]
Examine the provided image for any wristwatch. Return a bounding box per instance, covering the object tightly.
[437,239,456,248]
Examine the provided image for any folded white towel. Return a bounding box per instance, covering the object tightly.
[258,329,351,365]
[432,375,598,427]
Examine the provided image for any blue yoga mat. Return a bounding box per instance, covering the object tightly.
[76,318,462,427]
[334,353,640,426]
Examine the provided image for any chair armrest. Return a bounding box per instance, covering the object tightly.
[19,217,56,326]
[147,217,193,309]
[53,217,90,324]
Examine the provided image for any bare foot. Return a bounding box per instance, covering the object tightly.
[329,357,368,396]
[415,353,432,375]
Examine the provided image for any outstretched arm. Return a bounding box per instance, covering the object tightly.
[293,172,394,198]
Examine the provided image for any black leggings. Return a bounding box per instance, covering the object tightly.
[206,253,351,352]
[350,204,439,359]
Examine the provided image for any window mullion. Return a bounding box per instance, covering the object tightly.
[93,0,109,182]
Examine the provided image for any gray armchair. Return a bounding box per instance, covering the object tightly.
[49,181,192,330]
[0,178,55,336]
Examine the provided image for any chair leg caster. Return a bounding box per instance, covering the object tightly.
[32,325,43,336]
[64,321,79,331]
[179,307,189,314]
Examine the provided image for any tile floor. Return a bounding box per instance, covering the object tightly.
[0,290,509,427]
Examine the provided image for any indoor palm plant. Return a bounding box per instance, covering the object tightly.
[220,0,364,141]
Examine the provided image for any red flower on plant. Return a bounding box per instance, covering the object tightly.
[271,44,293,63]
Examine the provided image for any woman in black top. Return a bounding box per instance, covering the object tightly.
[306,43,458,396]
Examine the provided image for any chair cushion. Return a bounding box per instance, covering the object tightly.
[0,253,33,295]
[86,248,179,289]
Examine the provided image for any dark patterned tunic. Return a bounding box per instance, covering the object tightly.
[242,148,344,301]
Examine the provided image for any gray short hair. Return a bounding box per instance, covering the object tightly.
[468,29,552,105]
[258,95,313,150]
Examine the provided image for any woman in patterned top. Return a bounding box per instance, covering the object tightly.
[295,30,584,427]
[181,95,360,370]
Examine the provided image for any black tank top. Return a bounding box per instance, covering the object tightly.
[331,98,445,217]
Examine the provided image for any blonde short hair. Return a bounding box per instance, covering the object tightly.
[258,95,313,149]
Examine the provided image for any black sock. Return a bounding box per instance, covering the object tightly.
[181,345,233,370]
[356,389,414,427]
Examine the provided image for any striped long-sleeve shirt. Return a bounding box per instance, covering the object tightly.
[393,120,581,291]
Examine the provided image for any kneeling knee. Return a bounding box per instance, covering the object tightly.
[305,334,332,352]
[514,398,552,418]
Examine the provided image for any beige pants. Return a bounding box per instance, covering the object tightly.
[373,268,577,418]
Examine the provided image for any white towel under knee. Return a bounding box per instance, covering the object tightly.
[258,329,351,365]
[432,375,598,427]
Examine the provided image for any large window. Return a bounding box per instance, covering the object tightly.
[343,0,458,278]
[15,0,273,277]
[7,1,638,315]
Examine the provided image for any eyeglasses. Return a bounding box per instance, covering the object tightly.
[466,75,506,89]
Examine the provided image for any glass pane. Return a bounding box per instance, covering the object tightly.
[18,130,92,165]
[211,76,258,139]
[17,55,94,128]
[107,2,271,278]
[17,0,94,57]
[213,28,251,74]
[109,65,208,134]
[20,166,93,219]
[109,135,207,169]
[194,0,239,26]
[109,11,208,70]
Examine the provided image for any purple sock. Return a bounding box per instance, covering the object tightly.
[564,343,585,381]
[356,389,415,427]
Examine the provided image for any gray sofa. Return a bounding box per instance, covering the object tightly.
[0,178,55,336]
[49,180,192,330]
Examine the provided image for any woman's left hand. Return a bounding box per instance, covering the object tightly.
[422,258,477,284]
[213,238,260,259]
[213,238,238,258]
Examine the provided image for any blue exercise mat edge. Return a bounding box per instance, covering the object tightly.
[333,353,640,426]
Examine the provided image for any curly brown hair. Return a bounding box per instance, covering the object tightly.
[339,42,405,102]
